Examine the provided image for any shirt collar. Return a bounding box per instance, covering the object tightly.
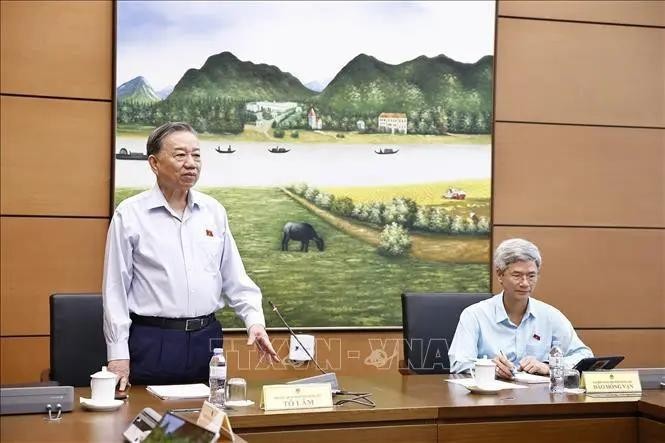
[525,298,537,319]
[188,189,202,208]
[145,184,201,211]
[493,292,510,324]
[494,292,537,325]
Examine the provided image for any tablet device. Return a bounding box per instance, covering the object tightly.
[573,356,625,372]
[143,412,216,443]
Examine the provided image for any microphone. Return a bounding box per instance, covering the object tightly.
[269,300,324,372]
[268,300,341,394]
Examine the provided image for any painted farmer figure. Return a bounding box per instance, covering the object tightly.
[103,122,279,389]
[449,238,592,379]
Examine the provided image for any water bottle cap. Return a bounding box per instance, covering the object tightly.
[213,348,224,354]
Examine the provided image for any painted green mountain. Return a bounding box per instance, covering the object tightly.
[169,51,315,102]
[117,76,160,103]
[315,53,493,114]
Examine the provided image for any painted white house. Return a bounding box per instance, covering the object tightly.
[308,107,323,130]
[357,120,366,130]
[378,112,407,134]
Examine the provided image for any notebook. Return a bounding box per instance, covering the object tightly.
[146,384,210,400]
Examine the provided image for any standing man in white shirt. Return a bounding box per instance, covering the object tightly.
[448,238,592,379]
[104,122,279,390]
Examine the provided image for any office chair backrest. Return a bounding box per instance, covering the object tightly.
[50,293,107,387]
[402,292,491,374]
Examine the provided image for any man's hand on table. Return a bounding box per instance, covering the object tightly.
[519,356,550,375]
[108,359,130,391]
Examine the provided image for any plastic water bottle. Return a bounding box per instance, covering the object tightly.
[209,348,227,408]
[549,340,564,394]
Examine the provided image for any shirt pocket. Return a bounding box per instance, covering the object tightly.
[198,236,223,273]
[525,337,548,361]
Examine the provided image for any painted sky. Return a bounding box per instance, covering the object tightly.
[117,0,496,91]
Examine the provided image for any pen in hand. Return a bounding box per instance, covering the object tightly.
[499,350,517,376]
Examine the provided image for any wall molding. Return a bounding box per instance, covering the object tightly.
[495,119,665,131]
[498,14,665,30]
[0,92,112,103]
[493,224,665,230]
[0,214,111,220]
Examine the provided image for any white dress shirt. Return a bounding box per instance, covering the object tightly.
[448,293,593,373]
[103,185,265,360]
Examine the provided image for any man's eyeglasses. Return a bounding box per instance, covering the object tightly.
[506,272,538,283]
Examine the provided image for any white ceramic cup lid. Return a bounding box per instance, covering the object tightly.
[91,366,117,379]
[475,357,496,367]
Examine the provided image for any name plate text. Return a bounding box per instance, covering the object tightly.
[260,383,333,411]
[581,370,642,395]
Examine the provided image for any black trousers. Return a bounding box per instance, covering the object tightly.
[128,319,223,385]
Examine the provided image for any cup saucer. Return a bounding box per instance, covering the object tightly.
[224,399,254,407]
[564,388,586,395]
[80,397,124,412]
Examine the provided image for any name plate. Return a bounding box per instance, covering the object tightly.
[581,370,642,395]
[197,401,235,442]
[260,383,333,411]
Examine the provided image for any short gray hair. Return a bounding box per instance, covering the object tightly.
[146,122,197,156]
[493,238,542,273]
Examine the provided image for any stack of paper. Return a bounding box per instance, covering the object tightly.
[146,383,210,400]
[513,372,550,384]
[446,378,527,390]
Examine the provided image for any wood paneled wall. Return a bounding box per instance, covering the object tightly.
[492,0,665,368]
[0,0,113,383]
[1,1,663,384]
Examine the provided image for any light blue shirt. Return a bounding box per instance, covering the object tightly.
[103,185,265,360]
[448,293,593,373]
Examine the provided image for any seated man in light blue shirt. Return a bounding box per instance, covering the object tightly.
[448,238,592,379]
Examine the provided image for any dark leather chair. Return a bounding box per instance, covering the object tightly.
[50,293,107,387]
[401,292,491,374]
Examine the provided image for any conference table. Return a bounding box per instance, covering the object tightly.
[1,374,663,442]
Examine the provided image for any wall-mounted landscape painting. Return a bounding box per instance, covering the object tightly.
[115,1,496,328]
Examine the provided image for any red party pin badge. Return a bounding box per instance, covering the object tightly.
[532,333,541,341]
[205,229,214,237]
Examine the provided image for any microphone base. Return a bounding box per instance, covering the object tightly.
[287,372,341,394]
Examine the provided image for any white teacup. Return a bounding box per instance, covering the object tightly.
[470,357,496,388]
[90,366,117,403]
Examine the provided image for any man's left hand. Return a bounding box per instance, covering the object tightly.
[519,356,550,375]
[247,324,281,363]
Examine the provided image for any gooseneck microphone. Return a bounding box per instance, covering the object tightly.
[268,300,326,374]
[268,300,374,406]
[268,300,348,396]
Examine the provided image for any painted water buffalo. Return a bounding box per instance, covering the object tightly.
[281,222,324,252]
